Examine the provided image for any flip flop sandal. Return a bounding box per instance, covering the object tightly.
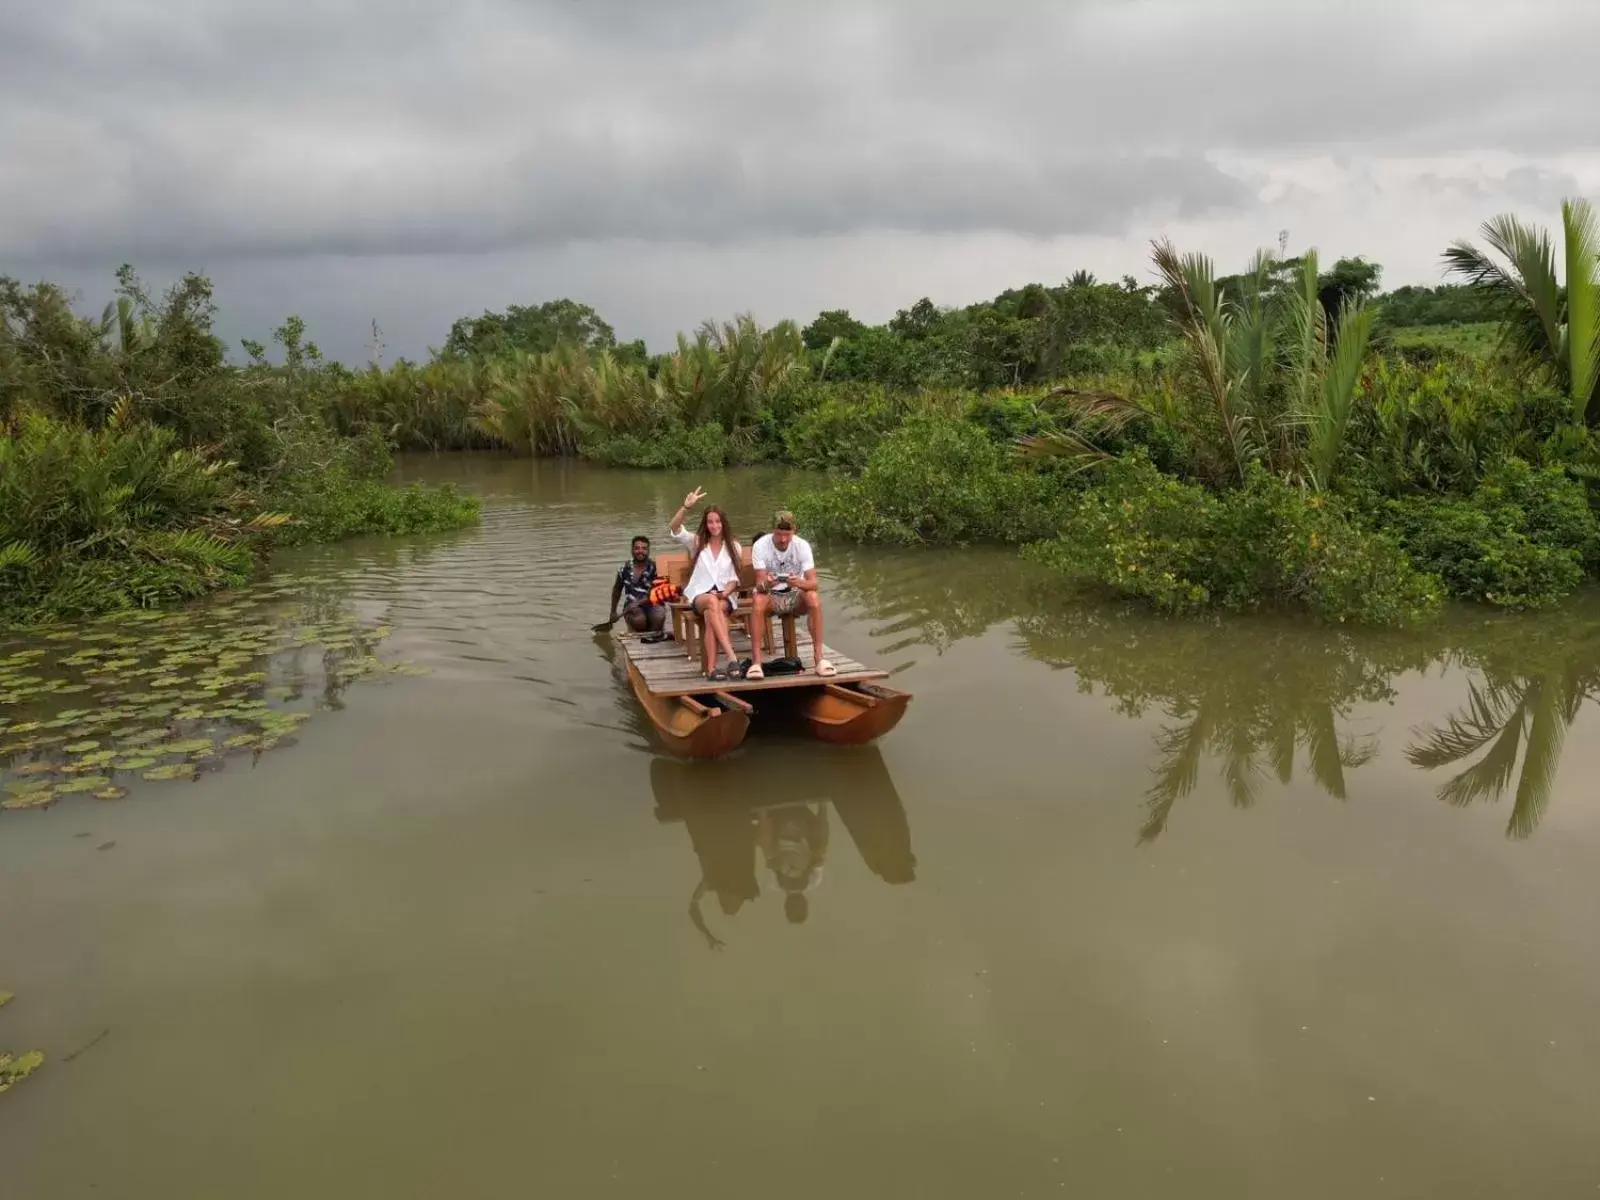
[814,658,837,677]
[745,664,766,680]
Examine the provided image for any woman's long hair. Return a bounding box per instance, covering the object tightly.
[694,506,738,568]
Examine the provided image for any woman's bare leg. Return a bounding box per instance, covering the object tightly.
[704,601,738,668]
[694,597,717,673]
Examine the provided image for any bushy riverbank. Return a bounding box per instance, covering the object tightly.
[8,198,1595,627]
[1,272,479,625]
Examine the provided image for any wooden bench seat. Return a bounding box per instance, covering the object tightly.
[653,548,799,663]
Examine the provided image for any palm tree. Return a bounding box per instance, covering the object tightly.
[1442,198,1600,426]
[1283,251,1377,491]
[1019,241,1374,489]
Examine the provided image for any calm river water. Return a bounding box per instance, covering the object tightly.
[3,457,1599,1198]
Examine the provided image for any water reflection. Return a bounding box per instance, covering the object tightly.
[1017,598,1600,843]
[303,459,1600,850]
[651,746,915,949]
[1406,617,1600,839]
[825,544,1048,657]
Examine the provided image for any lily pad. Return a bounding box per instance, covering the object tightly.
[116,731,167,747]
[142,763,196,782]
[114,757,158,771]
[92,786,128,802]
[2,786,56,811]
[63,740,101,753]
[53,776,112,796]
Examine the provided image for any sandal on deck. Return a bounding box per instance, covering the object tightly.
[744,663,766,681]
[814,658,837,677]
[704,667,727,682]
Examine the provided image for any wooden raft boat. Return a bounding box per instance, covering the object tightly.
[621,632,911,760]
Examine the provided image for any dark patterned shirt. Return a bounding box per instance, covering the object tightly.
[617,558,657,605]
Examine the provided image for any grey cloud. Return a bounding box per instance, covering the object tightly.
[3,0,1598,361]
[6,0,1598,267]
[4,132,1251,263]
[1502,166,1585,209]
[1413,165,1584,210]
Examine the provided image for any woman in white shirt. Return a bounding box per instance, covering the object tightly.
[669,487,745,681]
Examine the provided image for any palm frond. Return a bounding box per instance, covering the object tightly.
[1151,238,1258,484]
[1507,677,1568,840]
[1444,214,1565,400]
[1307,300,1375,491]
[0,540,37,571]
[1016,389,1148,470]
[1302,704,1349,800]
[1283,250,1326,430]
[1436,706,1526,808]
[1562,198,1600,423]
[1013,428,1117,472]
[1222,726,1262,809]
[1140,705,1214,843]
[1405,677,1524,768]
[1269,715,1296,784]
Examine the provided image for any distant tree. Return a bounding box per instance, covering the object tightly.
[614,338,650,369]
[1376,283,1492,327]
[801,309,866,351]
[888,297,944,341]
[272,315,321,371]
[444,299,616,359]
[1318,256,1383,314]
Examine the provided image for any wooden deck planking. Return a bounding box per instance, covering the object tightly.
[622,632,886,697]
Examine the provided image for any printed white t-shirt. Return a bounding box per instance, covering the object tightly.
[670,527,741,601]
[752,533,814,588]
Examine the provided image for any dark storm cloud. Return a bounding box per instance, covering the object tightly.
[6,0,1596,266]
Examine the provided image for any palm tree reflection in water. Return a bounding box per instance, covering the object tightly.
[1015,599,1600,844]
[1407,623,1600,839]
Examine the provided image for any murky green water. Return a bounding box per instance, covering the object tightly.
[3,457,1599,1198]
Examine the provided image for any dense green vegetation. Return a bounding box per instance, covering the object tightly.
[7,197,1597,628]
[0,269,479,625]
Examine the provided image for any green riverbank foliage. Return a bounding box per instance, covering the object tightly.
[7,198,1597,627]
[1,270,480,625]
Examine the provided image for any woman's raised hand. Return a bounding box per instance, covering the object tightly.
[684,487,706,509]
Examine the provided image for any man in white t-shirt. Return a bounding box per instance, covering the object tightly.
[746,510,833,680]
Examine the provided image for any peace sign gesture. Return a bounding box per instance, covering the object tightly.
[683,486,706,509]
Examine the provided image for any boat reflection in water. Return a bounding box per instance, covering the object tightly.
[650,745,915,949]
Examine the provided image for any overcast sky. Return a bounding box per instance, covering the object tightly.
[4,0,1598,362]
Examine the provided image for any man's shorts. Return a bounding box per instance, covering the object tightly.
[768,587,802,616]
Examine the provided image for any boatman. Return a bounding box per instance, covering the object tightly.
[745,510,834,680]
[609,535,666,633]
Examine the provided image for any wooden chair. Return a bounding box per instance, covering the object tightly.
[655,548,798,664]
